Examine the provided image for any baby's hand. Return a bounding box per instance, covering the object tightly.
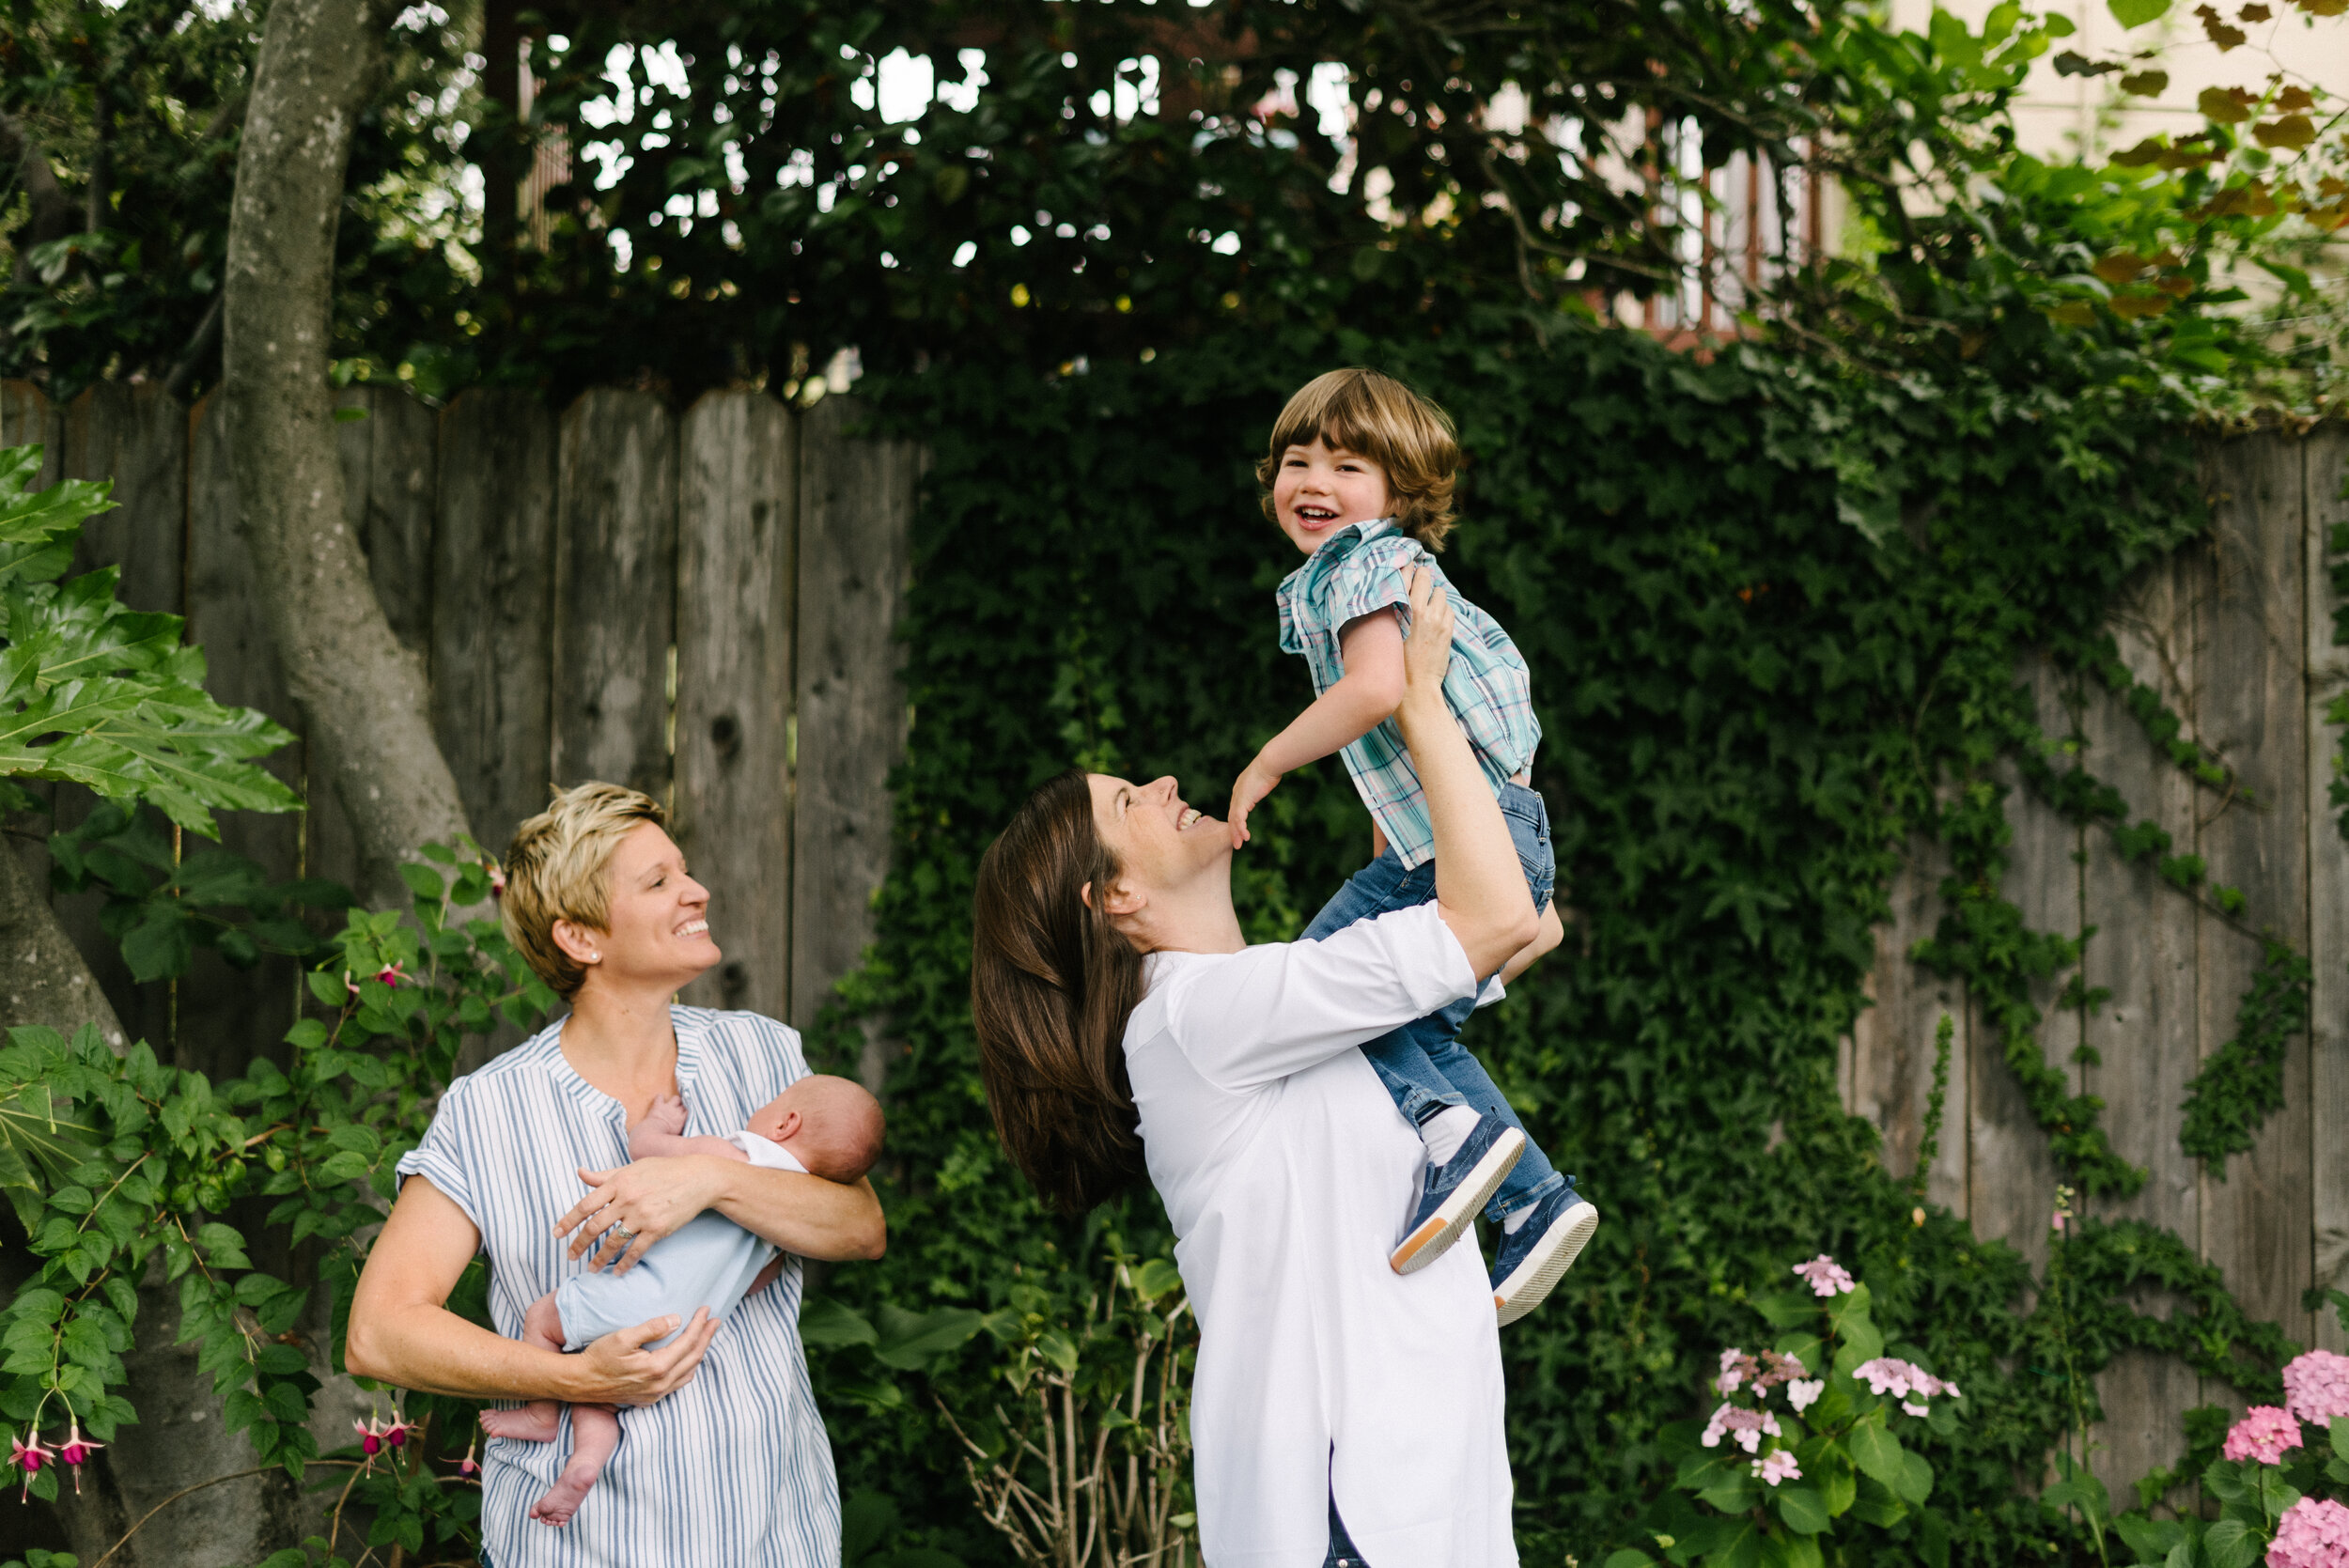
[640,1094,689,1140]
[1228,758,1283,849]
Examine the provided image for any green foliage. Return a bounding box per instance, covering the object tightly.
[0,847,547,1551]
[2103,1421,2349,1568]
[0,445,298,834]
[47,800,355,981]
[1610,1265,1967,1568]
[2179,939,2314,1172]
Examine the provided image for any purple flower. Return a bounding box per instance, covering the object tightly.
[1701,1404,1782,1454]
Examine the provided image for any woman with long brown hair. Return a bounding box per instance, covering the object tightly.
[972,570,1541,1568]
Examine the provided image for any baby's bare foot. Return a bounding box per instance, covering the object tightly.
[530,1458,603,1527]
[480,1405,560,1443]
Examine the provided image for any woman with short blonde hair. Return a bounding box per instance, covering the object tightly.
[348,781,884,1566]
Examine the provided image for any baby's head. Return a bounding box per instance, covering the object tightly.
[745,1075,885,1184]
[1257,368,1461,556]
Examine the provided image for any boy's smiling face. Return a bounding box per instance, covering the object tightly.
[1272,435,1394,555]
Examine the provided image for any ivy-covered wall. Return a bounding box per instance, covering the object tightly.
[800,313,2326,1565]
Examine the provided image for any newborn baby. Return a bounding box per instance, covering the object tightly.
[479,1074,884,1526]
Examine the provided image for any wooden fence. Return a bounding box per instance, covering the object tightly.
[3,380,2344,1509]
[1847,425,2349,1496]
[0,379,917,1090]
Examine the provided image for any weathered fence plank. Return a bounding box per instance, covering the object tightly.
[2310,433,2349,1357]
[0,380,60,486]
[552,390,677,801]
[2195,437,2315,1358]
[675,393,797,1019]
[2080,555,2208,1493]
[63,381,185,613]
[54,382,188,1050]
[790,396,918,1080]
[432,389,558,858]
[179,396,303,1078]
[1850,843,1971,1216]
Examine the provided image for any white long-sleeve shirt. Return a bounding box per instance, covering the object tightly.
[1128,903,1517,1568]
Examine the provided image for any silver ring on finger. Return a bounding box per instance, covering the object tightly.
[606,1223,635,1252]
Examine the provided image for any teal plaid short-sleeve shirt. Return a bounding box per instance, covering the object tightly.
[1275,520,1541,869]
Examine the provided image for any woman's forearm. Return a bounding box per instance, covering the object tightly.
[706,1159,887,1262]
[1392,575,1536,975]
[350,1302,597,1402]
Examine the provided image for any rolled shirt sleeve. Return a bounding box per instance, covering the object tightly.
[1161,903,1478,1094]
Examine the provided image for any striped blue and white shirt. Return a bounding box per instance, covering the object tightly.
[395,1007,843,1568]
[1276,519,1542,869]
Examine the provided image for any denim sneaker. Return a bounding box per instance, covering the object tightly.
[1490,1185,1600,1327]
[1390,1113,1526,1275]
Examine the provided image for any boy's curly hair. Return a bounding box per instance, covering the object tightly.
[1256,368,1463,550]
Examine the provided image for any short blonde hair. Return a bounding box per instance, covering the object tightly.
[502,782,667,1000]
[1256,368,1463,550]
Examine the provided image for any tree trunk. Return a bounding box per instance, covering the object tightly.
[223,0,477,908]
[0,845,126,1053]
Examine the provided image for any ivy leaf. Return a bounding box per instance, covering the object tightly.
[796,1297,877,1349]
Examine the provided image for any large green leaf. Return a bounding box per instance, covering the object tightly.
[2108,0,2170,26]
[1846,1414,1906,1486]
[1772,1484,1831,1535]
[871,1304,984,1371]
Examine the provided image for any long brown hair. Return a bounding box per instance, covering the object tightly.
[971,770,1150,1213]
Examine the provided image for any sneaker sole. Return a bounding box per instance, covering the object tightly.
[1390,1128,1526,1276]
[1494,1201,1600,1327]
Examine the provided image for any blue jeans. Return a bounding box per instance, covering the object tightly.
[1300,783,1565,1222]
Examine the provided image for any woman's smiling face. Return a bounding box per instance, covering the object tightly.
[576,820,721,991]
[1271,435,1395,555]
[1087,774,1229,903]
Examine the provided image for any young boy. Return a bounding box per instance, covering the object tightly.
[478,1074,884,1526]
[1227,366,1598,1326]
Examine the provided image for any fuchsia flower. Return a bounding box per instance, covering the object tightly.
[343,970,361,998]
[455,1439,480,1478]
[355,1416,385,1460]
[2283,1350,2349,1427]
[375,963,409,989]
[10,1431,53,1500]
[1701,1404,1782,1454]
[55,1421,101,1495]
[2268,1497,2349,1568]
[382,1409,413,1449]
[1751,1450,1802,1487]
[1791,1255,1855,1296]
[486,861,507,898]
[1853,1358,1959,1405]
[2223,1405,2304,1467]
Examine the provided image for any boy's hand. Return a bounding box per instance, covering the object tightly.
[1228,757,1283,848]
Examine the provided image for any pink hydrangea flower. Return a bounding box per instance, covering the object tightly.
[1751,1449,1801,1487]
[1717,1348,1753,1394]
[1853,1358,1959,1404]
[2267,1496,2349,1568]
[2282,1350,2349,1427]
[2222,1405,2303,1467]
[1792,1256,1855,1296]
[1701,1404,1782,1454]
[1787,1378,1825,1414]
